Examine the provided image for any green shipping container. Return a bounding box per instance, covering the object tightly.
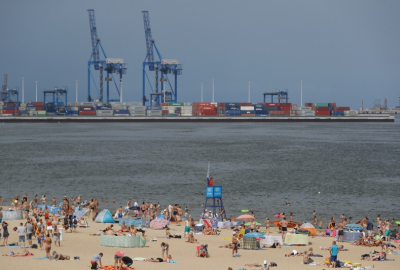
[38,114,46,116]
[168,102,184,106]
[314,103,329,107]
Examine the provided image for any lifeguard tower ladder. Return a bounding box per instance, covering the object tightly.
[202,163,227,221]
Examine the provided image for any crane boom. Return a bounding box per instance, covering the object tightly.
[87,9,100,68]
[142,11,155,67]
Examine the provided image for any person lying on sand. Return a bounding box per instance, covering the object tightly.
[320,245,348,251]
[2,249,33,257]
[120,222,130,232]
[89,230,107,236]
[186,233,198,243]
[263,242,281,248]
[220,243,234,249]
[145,255,172,263]
[362,252,386,261]
[244,261,277,268]
[202,226,214,235]
[53,252,70,261]
[285,250,299,257]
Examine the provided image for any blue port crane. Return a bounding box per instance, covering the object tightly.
[263,89,289,103]
[43,87,69,115]
[0,74,19,105]
[142,11,182,106]
[87,9,127,103]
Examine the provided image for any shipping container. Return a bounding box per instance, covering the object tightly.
[79,106,95,111]
[240,106,254,110]
[96,110,113,116]
[168,102,184,106]
[314,103,329,107]
[240,110,256,114]
[225,110,240,116]
[265,103,280,106]
[2,109,20,114]
[79,110,96,115]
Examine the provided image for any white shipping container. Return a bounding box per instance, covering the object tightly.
[240,106,254,110]
[29,111,38,116]
[182,106,192,110]
[37,110,46,114]
[113,114,130,117]
[96,110,113,116]
[80,102,95,106]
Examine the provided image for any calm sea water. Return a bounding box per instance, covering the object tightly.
[0,117,399,226]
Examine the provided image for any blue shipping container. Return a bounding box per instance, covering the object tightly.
[96,106,112,110]
[224,103,239,107]
[254,104,266,108]
[3,106,18,110]
[225,110,241,115]
[68,111,79,115]
[334,111,344,116]
[256,114,270,116]
[26,103,35,107]
[113,110,130,114]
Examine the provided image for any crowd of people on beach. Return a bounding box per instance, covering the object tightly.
[1,193,399,269]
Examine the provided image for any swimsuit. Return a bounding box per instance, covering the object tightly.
[282,227,287,231]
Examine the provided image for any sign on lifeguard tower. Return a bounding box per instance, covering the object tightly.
[206,186,222,198]
[202,162,227,220]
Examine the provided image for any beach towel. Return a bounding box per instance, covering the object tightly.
[170,260,179,263]
[7,245,29,249]
[35,256,53,260]
[132,257,146,261]
[99,266,134,269]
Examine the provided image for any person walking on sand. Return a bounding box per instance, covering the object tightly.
[161,242,169,257]
[337,220,344,242]
[232,232,239,257]
[265,218,271,234]
[2,221,9,246]
[114,251,124,270]
[384,219,391,241]
[17,222,26,248]
[279,217,288,243]
[44,233,52,260]
[329,240,339,268]
[184,218,191,238]
[53,225,60,246]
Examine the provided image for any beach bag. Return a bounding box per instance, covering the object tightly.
[31,244,38,249]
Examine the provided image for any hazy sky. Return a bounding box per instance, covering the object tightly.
[1,0,399,108]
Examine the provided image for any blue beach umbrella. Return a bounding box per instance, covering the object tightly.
[243,232,265,239]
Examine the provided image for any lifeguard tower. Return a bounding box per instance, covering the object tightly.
[202,163,227,221]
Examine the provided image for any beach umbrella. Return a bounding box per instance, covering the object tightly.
[243,232,265,239]
[344,224,364,231]
[150,218,168,230]
[236,214,255,221]
[245,221,261,226]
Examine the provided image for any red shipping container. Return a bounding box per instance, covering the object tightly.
[239,103,253,106]
[162,110,169,114]
[279,103,292,107]
[336,107,350,111]
[79,110,96,115]
[269,111,285,115]
[2,109,20,114]
[265,103,280,106]
[330,103,337,107]
[193,102,212,106]
[315,111,330,115]
[316,107,330,111]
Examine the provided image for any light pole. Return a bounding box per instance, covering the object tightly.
[22,77,24,103]
[248,82,250,103]
[201,83,203,102]
[35,81,38,102]
[120,78,123,102]
[76,80,78,102]
[300,80,303,108]
[212,79,214,103]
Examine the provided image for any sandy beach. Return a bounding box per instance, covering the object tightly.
[0,211,397,270]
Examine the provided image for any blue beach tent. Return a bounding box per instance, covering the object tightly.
[94,209,115,223]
